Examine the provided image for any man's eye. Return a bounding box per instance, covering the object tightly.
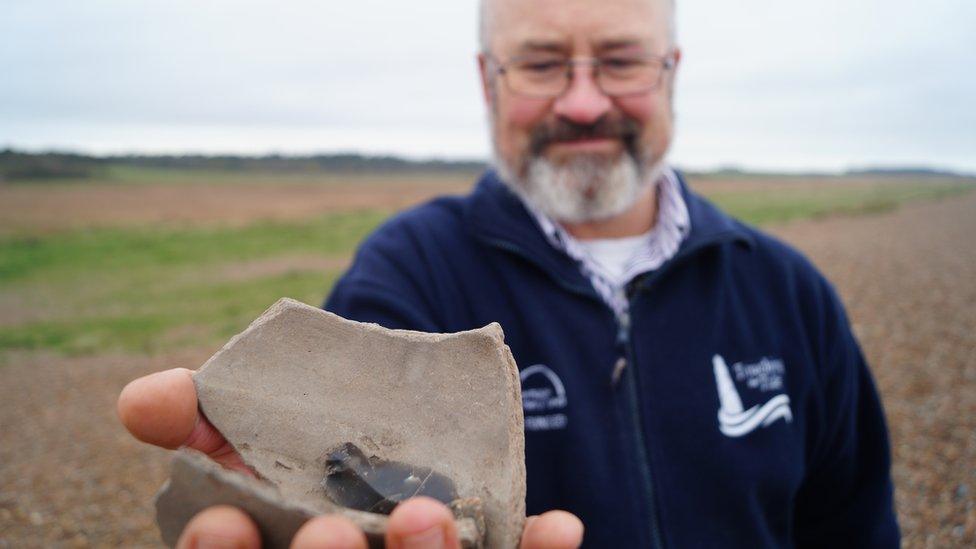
[601,57,643,70]
[518,60,564,74]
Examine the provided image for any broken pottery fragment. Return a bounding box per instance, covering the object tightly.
[156,449,481,548]
[157,449,484,548]
[154,298,525,548]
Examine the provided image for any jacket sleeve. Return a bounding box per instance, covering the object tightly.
[793,279,900,548]
[322,224,444,333]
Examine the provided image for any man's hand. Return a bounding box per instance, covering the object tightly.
[118,368,584,548]
[174,498,582,549]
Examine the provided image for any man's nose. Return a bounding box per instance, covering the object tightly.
[551,63,613,125]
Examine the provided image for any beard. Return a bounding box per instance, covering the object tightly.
[493,115,667,223]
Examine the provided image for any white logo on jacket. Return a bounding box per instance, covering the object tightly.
[713,355,792,437]
[521,364,568,431]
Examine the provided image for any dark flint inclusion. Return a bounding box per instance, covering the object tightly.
[322,442,458,515]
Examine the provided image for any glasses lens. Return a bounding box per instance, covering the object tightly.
[598,57,664,96]
[506,58,569,97]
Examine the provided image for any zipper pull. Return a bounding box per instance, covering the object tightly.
[616,309,631,344]
[612,308,631,387]
[611,356,627,387]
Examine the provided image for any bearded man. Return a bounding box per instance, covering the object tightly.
[119,0,900,547]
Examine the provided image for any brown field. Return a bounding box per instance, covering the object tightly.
[1,174,974,547]
[0,173,474,235]
[0,171,952,234]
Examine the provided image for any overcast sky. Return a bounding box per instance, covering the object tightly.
[2,0,974,172]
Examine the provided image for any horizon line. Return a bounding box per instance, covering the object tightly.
[2,146,974,179]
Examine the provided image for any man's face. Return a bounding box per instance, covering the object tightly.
[480,0,679,223]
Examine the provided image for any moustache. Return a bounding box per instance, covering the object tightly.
[528,116,642,156]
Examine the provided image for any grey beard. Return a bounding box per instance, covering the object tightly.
[495,152,665,224]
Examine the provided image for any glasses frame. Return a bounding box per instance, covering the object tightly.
[488,51,676,99]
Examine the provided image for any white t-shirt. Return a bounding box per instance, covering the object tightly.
[576,231,655,287]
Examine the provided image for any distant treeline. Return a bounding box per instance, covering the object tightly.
[696,165,970,179]
[0,149,486,181]
[844,167,967,177]
[0,150,107,180]
[1,148,969,182]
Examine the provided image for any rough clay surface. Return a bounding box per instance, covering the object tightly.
[156,450,317,548]
[181,299,525,548]
[1,191,975,547]
[155,450,481,549]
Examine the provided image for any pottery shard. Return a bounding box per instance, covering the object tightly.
[156,449,482,548]
[154,298,526,548]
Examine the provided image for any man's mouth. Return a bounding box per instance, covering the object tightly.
[547,137,622,154]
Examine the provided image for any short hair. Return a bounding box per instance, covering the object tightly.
[478,0,677,53]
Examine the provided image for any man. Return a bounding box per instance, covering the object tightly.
[119,0,900,546]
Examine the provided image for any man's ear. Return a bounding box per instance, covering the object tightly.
[477,53,494,109]
[670,46,682,72]
[666,46,682,104]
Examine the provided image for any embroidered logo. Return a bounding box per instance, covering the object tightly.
[520,364,568,431]
[713,354,792,437]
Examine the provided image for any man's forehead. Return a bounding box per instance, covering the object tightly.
[485,0,672,53]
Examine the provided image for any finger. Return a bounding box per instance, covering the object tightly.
[519,510,584,549]
[118,368,198,449]
[386,496,460,549]
[291,515,368,549]
[117,368,252,474]
[175,505,260,549]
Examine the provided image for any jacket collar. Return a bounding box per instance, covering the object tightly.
[675,172,756,253]
[465,168,755,292]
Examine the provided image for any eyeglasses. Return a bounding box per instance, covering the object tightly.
[489,52,676,98]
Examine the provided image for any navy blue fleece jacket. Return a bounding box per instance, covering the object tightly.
[324,170,899,548]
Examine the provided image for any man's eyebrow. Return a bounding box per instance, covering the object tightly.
[511,37,648,55]
[595,38,646,50]
[514,40,568,54]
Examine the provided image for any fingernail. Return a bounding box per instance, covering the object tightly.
[401,525,445,549]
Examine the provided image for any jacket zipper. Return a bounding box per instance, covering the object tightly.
[482,235,743,549]
[616,298,665,549]
[487,237,666,545]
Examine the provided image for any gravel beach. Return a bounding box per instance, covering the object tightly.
[2,191,974,548]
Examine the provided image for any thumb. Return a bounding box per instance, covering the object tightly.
[520,511,583,549]
[118,368,251,474]
[118,368,198,449]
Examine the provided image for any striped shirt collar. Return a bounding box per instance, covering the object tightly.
[523,166,691,318]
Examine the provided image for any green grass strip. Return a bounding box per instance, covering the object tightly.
[0,270,337,355]
[1,180,972,357]
[707,182,971,226]
[0,209,387,283]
